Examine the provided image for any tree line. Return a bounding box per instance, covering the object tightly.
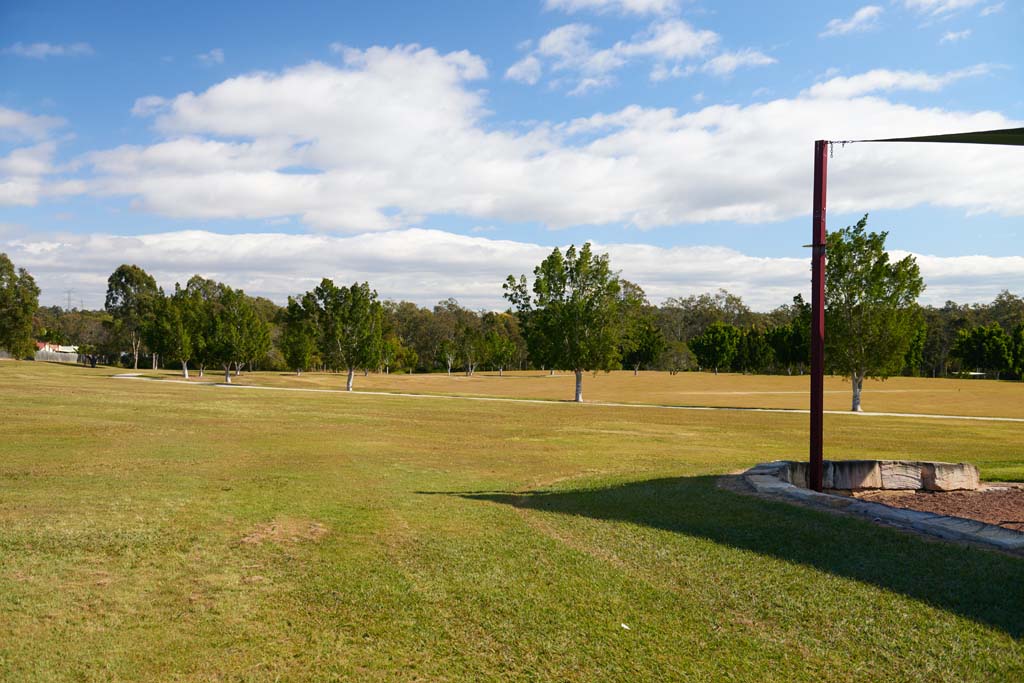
[4,215,1024,405]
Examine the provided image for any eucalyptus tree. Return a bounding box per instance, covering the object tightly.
[0,253,40,359]
[280,297,315,375]
[306,280,383,391]
[505,243,623,402]
[210,286,269,384]
[104,264,159,369]
[150,288,193,378]
[825,215,924,411]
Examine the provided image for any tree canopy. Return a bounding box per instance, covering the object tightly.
[505,243,623,402]
[105,264,159,369]
[0,253,40,359]
[825,215,925,411]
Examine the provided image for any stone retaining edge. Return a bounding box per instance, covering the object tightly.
[742,461,1024,554]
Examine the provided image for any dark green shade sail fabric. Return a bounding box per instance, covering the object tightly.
[854,127,1024,146]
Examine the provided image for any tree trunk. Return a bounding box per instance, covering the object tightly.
[574,369,583,403]
[346,367,354,391]
[714,366,718,375]
[182,360,189,380]
[199,364,205,378]
[224,365,232,384]
[234,362,242,377]
[633,364,639,376]
[851,372,864,412]
[499,367,503,377]
[152,353,158,370]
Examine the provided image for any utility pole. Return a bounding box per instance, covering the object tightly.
[809,140,828,492]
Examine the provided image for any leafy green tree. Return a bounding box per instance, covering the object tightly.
[150,290,193,378]
[379,334,408,374]
[689,321,741,374]
[280,297,315,375]
[1011,324,1024,381]
[306,280,383,391]
[662,341,695,375]
[486,331,517,376]
[902,316,927,376]
[733,328,773,374]
[505,243,624,402]
[825,215,924,411]
[619,281,666,375]
[209,286,269,383]
[952,324,1012,379]
[181,276,222,377]
[481,311,522,376]
[773,294,811,375]
[438,338,458,376]
[105,264,159,369]
[458,320,486,376]
[0,253,40,359]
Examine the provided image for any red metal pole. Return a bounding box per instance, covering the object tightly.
[809,140,828,492]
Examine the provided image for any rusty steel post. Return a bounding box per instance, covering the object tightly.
[809,140,828,492]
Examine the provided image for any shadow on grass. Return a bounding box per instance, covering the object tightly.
[442,476,1024,638]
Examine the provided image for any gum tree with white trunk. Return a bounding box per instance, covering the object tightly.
[825,215,924,412]
[505,243,623,403]
[305,280,383,391]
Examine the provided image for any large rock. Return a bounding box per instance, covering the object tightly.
[879,461,925,490]
[830,460,882,490]
[923,462,980,491]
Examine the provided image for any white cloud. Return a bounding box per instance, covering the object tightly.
[6,228,1021,311]
[545,0,679,15]
[0,106,65,141]
[196,48,225,65]
[508,19,724,91]
[940,29,972,42]
[131,95,169,117]
[806,65,990,98]
[3,42,93,59]
[980,2,1004,15]
[820,6,884,37]
[701,49,776,77]
[0,107,73,207]
[67,50,1022,233]
[506,55,542,84]
[903,0,983,15]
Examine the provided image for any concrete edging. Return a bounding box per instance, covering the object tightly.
[741,461,1024,554]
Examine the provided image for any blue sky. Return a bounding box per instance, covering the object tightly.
[1,0,1021,310]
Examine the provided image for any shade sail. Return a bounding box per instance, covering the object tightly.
[855,127,1024,146]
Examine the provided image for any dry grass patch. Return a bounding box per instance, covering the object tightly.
[241,517,329,545]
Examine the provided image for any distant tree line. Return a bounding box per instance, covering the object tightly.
[4,220,1024,396]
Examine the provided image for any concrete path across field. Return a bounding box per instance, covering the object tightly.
[110,375,1024,424]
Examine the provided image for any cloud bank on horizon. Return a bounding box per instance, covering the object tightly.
[0,0,1020,310]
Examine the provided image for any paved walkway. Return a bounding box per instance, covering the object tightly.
[110,375,1024,424]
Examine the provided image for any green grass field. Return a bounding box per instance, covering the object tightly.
[2,361,1023,681]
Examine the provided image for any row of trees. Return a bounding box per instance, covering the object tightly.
[5,215,1024,407]
[104,267,272,382]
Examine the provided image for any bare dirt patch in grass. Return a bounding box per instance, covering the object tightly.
[858,485,1024,531]
[241,518,328,545]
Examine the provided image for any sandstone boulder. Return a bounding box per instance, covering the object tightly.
[923,462,980,491]
[879,460,925,490]
[830,460,882,490]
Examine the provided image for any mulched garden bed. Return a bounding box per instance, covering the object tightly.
[856,484,1024,532]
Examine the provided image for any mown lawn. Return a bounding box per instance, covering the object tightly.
[1,361,1022,681]
[141,365,1024,419]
